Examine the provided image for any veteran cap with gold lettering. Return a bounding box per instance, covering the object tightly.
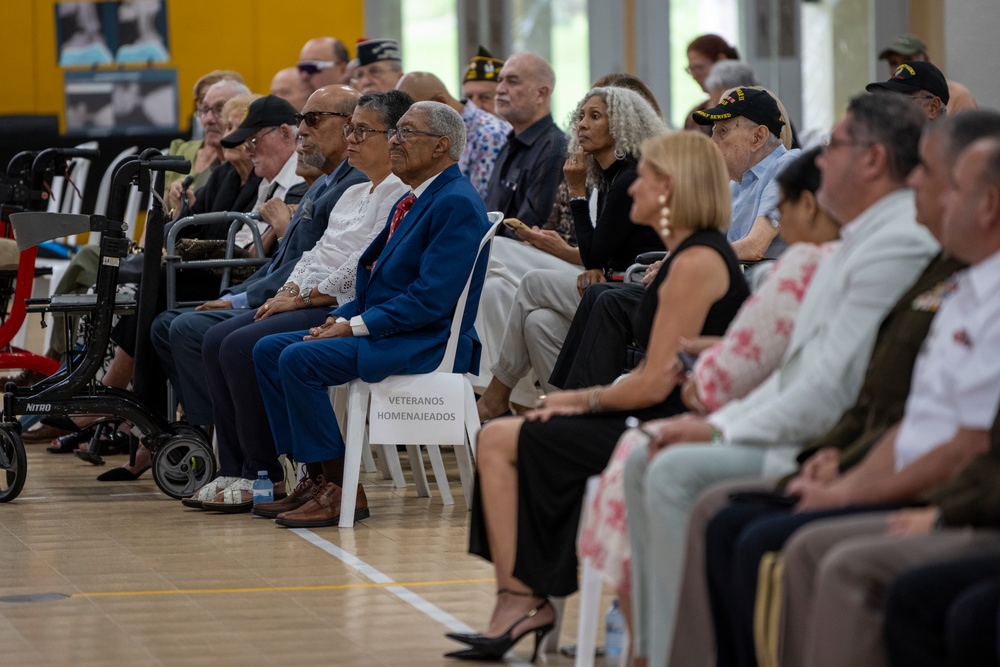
[691,87,785,138]
[464,46,504,83]
[866,61,949,105]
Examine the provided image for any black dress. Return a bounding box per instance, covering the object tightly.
[468,228,750,597]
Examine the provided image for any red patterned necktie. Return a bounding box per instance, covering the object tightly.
[387,192,417,241]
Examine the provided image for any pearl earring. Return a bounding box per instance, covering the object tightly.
[658,194,670,236]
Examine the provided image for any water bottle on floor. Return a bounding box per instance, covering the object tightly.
[605,598,624,664]
[252,471,273,505]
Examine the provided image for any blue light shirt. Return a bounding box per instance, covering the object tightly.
[728,145,800,257]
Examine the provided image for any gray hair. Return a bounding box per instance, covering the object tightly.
[704,61,759,93]
[847,93,925,182]
[568,86,668,190]
[411,100,466,160]
[358,89,413,129]
[207,78,250,99]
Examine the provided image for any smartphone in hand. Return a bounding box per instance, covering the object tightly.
[503,217,530,232]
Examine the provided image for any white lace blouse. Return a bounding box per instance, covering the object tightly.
[287,174,407,302]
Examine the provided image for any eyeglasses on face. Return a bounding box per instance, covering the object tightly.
[387,127,445,143]
[297,60,340,76]
[342,123,390,143]
[357,64,395,80]
[820,133,873,154]
[197,103,226,118]
[246,127,279,151]
[294,110,351,128]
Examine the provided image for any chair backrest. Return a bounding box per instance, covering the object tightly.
[434,211,503,373]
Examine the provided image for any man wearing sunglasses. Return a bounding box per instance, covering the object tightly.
[297,36,351,91]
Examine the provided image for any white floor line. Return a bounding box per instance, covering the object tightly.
[291,528,537,665]
[291,527,475,634]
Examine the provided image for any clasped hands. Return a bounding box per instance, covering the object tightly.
[303,316,352,341]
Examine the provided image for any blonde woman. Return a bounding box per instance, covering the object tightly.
[446,131,749,661]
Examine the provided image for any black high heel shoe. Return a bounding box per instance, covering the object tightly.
[444,593,555,662]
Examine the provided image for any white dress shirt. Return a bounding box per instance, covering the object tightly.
[894,247,1000,470]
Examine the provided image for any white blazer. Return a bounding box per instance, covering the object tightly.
[710,188,940,446]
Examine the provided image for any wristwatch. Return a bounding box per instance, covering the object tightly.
[301,292,313,308]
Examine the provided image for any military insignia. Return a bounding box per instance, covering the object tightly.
[912,278,958,312]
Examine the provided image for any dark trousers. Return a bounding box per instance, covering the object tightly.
[885,553,1000,667]
[254,330,363,464]
[202,307,330,481]
[705,501,898,667]
[549,282,644,389]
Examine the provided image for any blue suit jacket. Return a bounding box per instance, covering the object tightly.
[223,159,366,307]
[334,164,491,382]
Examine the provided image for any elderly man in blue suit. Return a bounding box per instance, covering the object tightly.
[85,87,367,482]
[252,101,491,527]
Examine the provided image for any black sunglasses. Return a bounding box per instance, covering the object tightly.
[296,60,340,76]
[294,111,352,128]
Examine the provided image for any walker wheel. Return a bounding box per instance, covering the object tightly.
[151,436,217,499]
[0,426,27,502]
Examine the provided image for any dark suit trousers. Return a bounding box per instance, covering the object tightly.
[885,553,1000,667]
[549,282,644,389]
[705,502,899,667]
[253,330,361,464]
[203,308,330,480]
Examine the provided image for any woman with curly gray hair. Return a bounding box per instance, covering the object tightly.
[476,85,667,422]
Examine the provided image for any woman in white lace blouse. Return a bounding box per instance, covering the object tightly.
[186,90,414,513]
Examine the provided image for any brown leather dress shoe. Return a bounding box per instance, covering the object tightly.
[251,477,320,518]
[274,483,369,528]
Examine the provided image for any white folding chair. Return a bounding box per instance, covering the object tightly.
[336,213,503,527]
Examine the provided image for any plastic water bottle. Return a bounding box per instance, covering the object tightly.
[605,598,624,661]
[252,471,273,505]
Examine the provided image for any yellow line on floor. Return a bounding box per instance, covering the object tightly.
[71,577,495,598]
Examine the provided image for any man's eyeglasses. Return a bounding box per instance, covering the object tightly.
[343,123,390,143]
[197,103,226,118]
[294,111,351,128]
[297,60,340,76]
[356,64,396,80]
[820,133,873,154]
[246,127,279,151]
[387,127,445,143]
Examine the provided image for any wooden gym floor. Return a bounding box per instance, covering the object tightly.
[0,443,610,666]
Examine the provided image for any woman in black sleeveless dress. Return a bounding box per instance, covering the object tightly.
[445,131,750,661]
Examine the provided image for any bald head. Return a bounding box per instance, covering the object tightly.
[494,52,554,133]
[270,67,310,111]
[395,72,462,113]
[298,36,350,90]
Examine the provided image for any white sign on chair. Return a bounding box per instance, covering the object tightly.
[369,373,466,445]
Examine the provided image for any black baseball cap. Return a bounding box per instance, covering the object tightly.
[866,61,950,105]
[220,95,297,148]
[692,87,785,138]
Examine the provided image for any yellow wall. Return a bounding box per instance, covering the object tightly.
[0,0,365,131]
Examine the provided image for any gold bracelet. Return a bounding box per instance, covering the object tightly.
[587,386,604,413]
